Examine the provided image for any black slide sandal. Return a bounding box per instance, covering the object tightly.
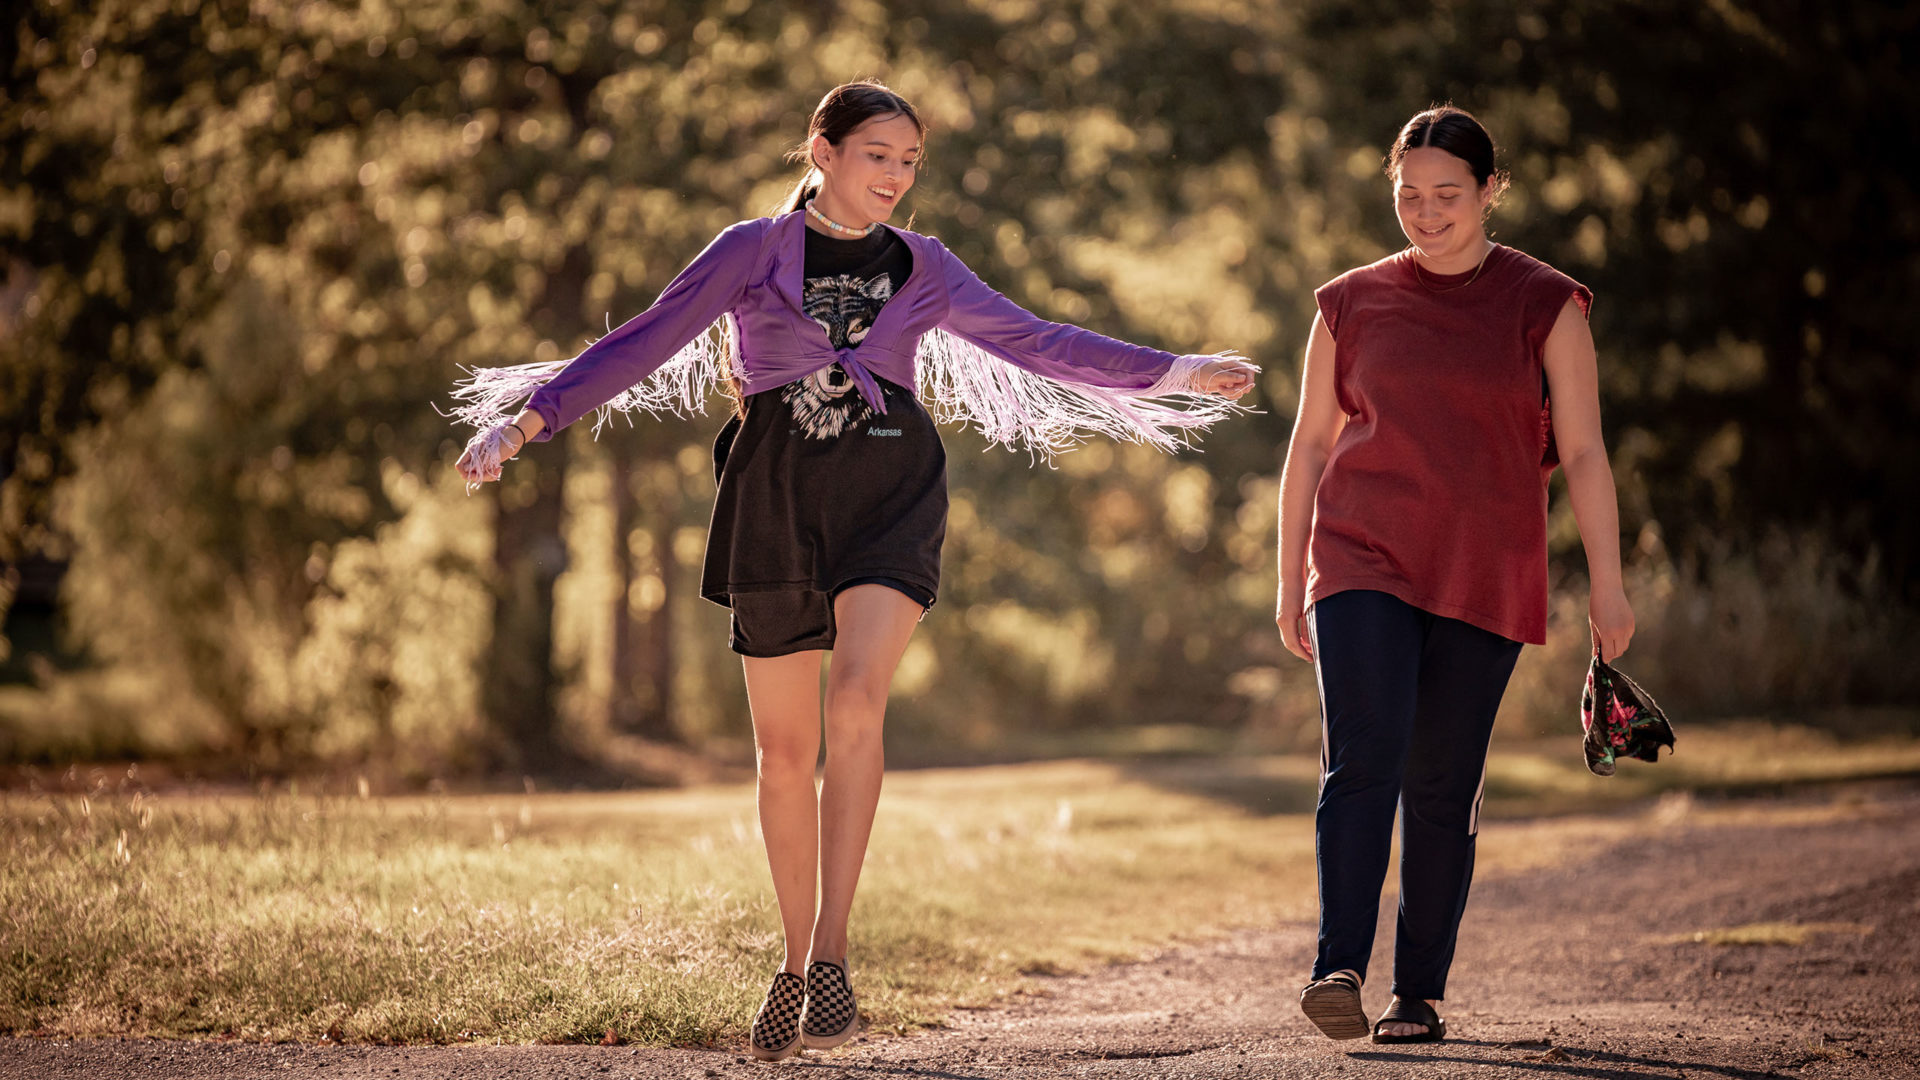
[1299,970,1369,1040]
[1371,997,1447,1044]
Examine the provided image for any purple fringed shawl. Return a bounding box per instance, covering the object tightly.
[448,210,1248,474]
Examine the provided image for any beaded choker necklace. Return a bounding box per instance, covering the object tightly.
[805,199,877,239]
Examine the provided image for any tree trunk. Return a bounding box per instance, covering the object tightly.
[610,434,678,741]
[483,447,569,775]
[482,240,593,777]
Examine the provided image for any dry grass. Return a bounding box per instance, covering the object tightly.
[1498,530,1920,739]
[2,729,1910,1047]
[0,762,1321,1045]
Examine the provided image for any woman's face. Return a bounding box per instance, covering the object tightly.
[1394,146,1492,262]
[813,112,921,225]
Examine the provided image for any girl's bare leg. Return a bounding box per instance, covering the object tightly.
[741,649,827,974]
[811,584,923,963]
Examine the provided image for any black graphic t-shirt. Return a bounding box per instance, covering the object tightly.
[700,224,949,628]
[783,225,914,438]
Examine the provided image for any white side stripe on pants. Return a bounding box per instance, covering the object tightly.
[1308,605,1330,796]
[1468,724,1497,836]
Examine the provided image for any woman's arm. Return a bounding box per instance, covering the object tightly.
[935,243,1254,397]
[1276,311,1344,662]
[1542,296,1634,661]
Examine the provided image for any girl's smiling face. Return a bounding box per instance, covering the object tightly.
[811,112,921,227]
[1394,146,1493,264]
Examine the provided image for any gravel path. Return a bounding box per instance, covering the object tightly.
[6,784,1916,1079]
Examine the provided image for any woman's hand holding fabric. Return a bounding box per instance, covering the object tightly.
[1589,584,1634,662]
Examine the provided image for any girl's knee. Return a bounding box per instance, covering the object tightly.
[755,737,819,780]
[824,670,889,723]
[822,693,886,758]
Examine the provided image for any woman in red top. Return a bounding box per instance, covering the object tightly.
[1278,106,1634,1044]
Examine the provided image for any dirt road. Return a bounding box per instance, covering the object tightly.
[5,784,1916,1079]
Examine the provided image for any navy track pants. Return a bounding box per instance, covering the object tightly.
[1307,588,1524,1000]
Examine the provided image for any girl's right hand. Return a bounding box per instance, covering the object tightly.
[455,422,527,485]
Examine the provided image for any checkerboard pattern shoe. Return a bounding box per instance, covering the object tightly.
[749,970,805,1061]
[801,958,858,1049]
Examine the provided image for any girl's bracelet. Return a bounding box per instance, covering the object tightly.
[508,418,533,450]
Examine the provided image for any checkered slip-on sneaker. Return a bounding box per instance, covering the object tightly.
[749,970,806,1061]
[800,958,858,1049]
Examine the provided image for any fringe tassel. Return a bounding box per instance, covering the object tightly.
[1144,352,1217,397]
[914,328,1252,462]
[447,315,1246,480]
[589,314,738,436]
[444,315,739,442]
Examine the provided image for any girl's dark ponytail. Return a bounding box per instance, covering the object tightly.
[782,175,821,215]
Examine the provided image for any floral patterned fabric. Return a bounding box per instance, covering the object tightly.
[1580,652,1677,776]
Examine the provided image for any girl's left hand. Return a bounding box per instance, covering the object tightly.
[1194,357,1259,400]
[1589,584,1635,663]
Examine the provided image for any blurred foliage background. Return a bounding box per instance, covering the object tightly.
[3,0,1916,784]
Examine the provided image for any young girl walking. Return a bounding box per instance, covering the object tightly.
[452,81,1256,1060]
[1278,106,1634,1044]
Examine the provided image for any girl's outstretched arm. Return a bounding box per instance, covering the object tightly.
[454,219,764,485]
[933,241,1254,395]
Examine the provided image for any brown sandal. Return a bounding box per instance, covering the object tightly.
[1370,996,1447,1044]
[1299,970,1368,1040]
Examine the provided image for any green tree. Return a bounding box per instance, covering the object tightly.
[5,0,1912,771]
[1288,0,1920,590]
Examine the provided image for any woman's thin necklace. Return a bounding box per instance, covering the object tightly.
[805,198,876,238]
[1411,239,1494,292]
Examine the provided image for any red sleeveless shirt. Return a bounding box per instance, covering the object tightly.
[1307,245,1591,645]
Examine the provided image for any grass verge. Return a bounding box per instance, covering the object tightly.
[3,724,1914,1045]
[0,761,1318,1045]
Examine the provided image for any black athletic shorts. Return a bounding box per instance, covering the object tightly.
[727,576,934,658]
